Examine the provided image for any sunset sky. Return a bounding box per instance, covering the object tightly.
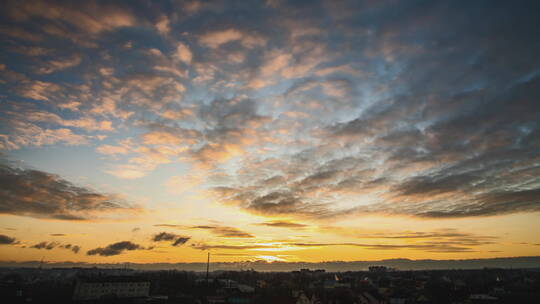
[1,0,540,265]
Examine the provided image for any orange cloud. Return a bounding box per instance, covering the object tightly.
[199,29,266,49]
[141,131,183,146]
[6,0,137,34]
[35,54,82,74]
[17,80,61,101]
[155,15,170,34]
[175,42,193,64]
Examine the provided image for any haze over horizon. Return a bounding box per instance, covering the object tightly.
[1,0,540,266]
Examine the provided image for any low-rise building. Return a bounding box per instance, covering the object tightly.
[72,276,150,300]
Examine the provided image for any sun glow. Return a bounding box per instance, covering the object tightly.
[255,255,286,262]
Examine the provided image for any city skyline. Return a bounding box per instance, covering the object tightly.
[1,0,540,265]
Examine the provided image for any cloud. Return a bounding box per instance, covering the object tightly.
[13,108,114,132]
[31,241,58,250]
[87,241,145,256]
[175,42,193,64]
[197,228,494,253]
[191,226,254,238]
[256,221,308,229]
[194,226,496,253]
[3,0,137,45]
[191,243,272,251]
[173,237,190,246]
[153,224,181,228]
[59,243,81,253]
[154,224,254,238]
[61,117,113,132]
[2,0,540,225]
[29,241,81,253]
[199,29,266,49]
[320,227,497,252]
[0,234,18,245]
[0,25,43,42]
[0,122,89,149]
[70,245,81,253]
[110,97,273,175]
[155,15,170,34]
[152,232,191,246]
[314,64,360,77]
[16,80,61,101]
[199,1,540,221]
[199,29,241,48]
[212,187,332,218]
[189,239,483,253]
[210,76,540,219]
[0,102,115,150]
[0,162,135,220]
[189,228,496,254]
[35,54,82,74]
[152,232,177,242]
[415,188,540,218]
[288,242,477,253]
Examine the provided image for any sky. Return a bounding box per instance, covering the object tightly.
[1,0,540,265]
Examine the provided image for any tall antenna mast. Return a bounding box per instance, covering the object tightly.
[205,252,210,284]
[35,256,44,282]
[38,256,44,271]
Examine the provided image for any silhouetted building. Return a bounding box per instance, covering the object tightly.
[72,275,150,300]
[369,266,388,273]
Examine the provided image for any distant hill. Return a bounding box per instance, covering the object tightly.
[2,256,540,272]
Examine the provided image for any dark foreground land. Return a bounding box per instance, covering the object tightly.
[1,266,540,303]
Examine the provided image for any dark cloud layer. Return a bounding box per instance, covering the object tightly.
[172,237,190,246]
[316,228,498,253]
[256,221,308,229]
[152,232,190,247]
[191,225,254,238]
[152,232,177,242]
[30,241,80,253]
[191,243,272,251]
[189,228,497,254]
[61,244,81,253]
[211,77,540,219]
[205,1,540,219]
[191,240,488,254]
[87,241,144,256]
[191,228,497,253]
[0,162,134,220]
[0,234,18,244]
[31,241,57,250]
[154,224,254,238]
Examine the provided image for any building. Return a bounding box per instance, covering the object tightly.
[72,276,150,300]
[369,266,388,273]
